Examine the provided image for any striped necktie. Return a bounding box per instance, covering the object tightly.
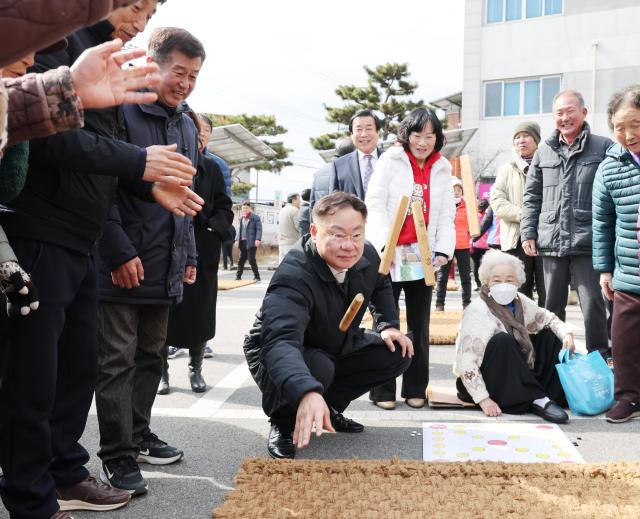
[363,154,373,193]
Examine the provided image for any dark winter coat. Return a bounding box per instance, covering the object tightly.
[237,212,262,248]
[592,143,640,294]
[98,102,198,304]
[520,123,612,256]
[166,153,233,346]
[243,235,399,417]
[2,21,146,253]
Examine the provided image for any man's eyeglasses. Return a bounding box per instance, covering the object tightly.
[321,229,365,245]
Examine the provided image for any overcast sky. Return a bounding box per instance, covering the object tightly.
[133,0,465,198]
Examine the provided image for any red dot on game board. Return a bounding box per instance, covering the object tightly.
[536,425,554,429]
[430,424,447,429]
[487,440,508,446]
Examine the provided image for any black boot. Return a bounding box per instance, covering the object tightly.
[158,360,170,395]
[189,343,207,393]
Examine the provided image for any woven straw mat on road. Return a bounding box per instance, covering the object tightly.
[213,458,640,519]
[218,279,256,290]
[360,310,462,345]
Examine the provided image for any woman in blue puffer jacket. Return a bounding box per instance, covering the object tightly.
[592,84,640,425]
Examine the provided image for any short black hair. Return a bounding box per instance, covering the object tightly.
[241,201,253,208]
[286,193,299,204]
[607,84,640,130]
[348,109,381,133]
[312,191,367,223]
[301,188,311,202]
[148,27,206,66]
[396,107,445,153]
[198,113,213,130]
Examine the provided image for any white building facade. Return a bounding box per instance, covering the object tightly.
[462,0,640,176]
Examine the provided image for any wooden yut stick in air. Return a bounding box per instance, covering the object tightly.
[378,195,411,275]
[339,293,365,332]
[411,201,436,286]
[459,155,481,238]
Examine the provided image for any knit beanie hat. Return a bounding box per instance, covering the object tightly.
[513,121,541,144]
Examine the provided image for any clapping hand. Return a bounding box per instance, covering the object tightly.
[0,261,39,316]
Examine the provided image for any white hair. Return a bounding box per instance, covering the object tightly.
[478,249,526,287]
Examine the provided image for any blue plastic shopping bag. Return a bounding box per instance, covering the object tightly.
[555,349,615,416]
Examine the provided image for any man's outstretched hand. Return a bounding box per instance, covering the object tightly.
[151,182,204,217]
[70,39,160,109]
[293,392,335,449]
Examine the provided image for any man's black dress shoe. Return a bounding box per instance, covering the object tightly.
[330,408,364,433]
[532,400,569,424]
[267,424,296,459]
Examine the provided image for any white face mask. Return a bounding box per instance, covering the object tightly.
[455,197,462,204]
[489,282,518,305]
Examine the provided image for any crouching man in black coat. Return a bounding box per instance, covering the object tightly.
[244,191,413,459]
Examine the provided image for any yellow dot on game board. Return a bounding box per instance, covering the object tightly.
[552,444,562,449]
[558,452,571,458]
[454,430,466,435]
[536,453,550,459]
[507,435,520,440]
[433,443,445,449]
[454,425,466,429]
[515,448,529,453]
[472,447,485,452]
[434,450,446,456]
[433,431,444,435]
[456,452,469,458]
[472,434,484,439]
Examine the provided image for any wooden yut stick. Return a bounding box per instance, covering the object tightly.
[411,201,436,286]
[339,293,365,332]
[378,195,411,275]
[459,155,481,238]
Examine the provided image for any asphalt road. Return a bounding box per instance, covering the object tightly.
[2,265,638,519]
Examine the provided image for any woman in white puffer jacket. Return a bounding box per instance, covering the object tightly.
[365,108,456,409]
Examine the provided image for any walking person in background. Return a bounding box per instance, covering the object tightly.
[161,111,233,395]
[297,188,311,236]
[236,201,262,282]
[222,224,236,270]
[365,107,456,410]
[435,176,472,311]
[592,84,640,423]
[278,192,301,262]
[521,90,612,356]
[491,121,546,306]
[470,198,490,291]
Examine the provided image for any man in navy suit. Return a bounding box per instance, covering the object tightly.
[309,109,383,212]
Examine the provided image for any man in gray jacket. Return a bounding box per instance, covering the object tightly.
[521,90,612,355]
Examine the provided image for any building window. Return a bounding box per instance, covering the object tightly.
[486,0,562,24]
[484,75,561,117]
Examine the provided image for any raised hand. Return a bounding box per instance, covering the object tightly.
[70,39,160,109]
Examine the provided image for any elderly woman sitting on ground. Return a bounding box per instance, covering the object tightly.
[454,249,579,423]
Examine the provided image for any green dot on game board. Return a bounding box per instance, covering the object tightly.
[454,430,466,435]
[472,447,485,452]
[536,453,550,459]
[558,452,571,457]
[472,434,484,439]
[456,452,469,458]
[507,435,520,440]
[515,448,529,453]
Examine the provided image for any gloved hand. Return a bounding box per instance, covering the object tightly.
[0,261,39,316]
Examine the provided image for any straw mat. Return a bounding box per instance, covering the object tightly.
[360,310,461,345]
[218,279,256,290]
[213,458,640,519]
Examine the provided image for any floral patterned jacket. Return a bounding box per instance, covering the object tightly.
[453,293,574,403]
[1,67,83,160]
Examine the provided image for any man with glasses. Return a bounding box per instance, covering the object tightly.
[243,191,413,459]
